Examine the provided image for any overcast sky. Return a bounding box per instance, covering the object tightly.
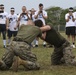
[0,0,76,14]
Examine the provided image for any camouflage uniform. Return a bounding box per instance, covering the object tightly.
[44,27,76,65]
[0,25,41,70]
[51,41,76,65]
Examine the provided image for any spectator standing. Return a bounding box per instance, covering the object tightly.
[0,4,8,48]
[18,6,30,26]
[65,7,75,48]
[30,8,36,21]
[7,7,18,44]
[73,10,76,35]
[30,8,36,47]
[34,3,48,47]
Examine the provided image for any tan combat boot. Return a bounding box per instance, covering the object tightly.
[12,56,19,72]
[12,56,40,72]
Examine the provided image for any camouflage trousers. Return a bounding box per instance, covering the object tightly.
[51,41,76,65]
[0,41,39,70]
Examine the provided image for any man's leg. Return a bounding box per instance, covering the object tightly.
[7,30,12,44]
[35,37,39,47]
[12,56,40,72]
[2,31,6,48]
[1,24,6,48]
[66,27,70,42]
[72,35,75,47]
[0,46,15,70]
[63,43,76,65]
[12,41,40,70]
[70,27,76,48]
[51,47,63,65]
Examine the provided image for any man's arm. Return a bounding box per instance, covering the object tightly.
[6,18,9,30]
[14,21,19,30]
[40,25,51,32]
[72,15,75,22]
[42,15,47,19]
[34,11,40,19]
[40,25,51,40]
[42,11,48,19]
[65,14,69,22]
[65,13,75,22]
[40,32,46,40]
[27,20,34,25]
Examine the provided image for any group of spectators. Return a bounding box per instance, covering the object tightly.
[0,3,76,49]
[0,3,48,48]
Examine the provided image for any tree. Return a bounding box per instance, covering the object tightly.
[45,7,62,25]
[59,9,68,25]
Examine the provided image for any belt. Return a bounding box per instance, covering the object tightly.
[13,37,31,46]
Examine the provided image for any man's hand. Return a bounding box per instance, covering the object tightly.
[6,27,9,30]
[38,11,43,15]
[14,27,17,30]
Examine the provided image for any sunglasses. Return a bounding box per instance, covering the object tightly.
[31,11,35,12]
[11,10,14,12]
[1,7,4,9]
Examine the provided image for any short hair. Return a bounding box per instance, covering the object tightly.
[22,6,26,8]
[34,19,43,27]
[39,3,43,7]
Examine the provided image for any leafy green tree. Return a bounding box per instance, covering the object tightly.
[45,7,62,25]
[45,7,76,26]
[59,9,68,25]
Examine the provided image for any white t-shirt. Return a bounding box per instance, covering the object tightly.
[35,10,47,25]
[65,13,75,27]
[0,11,8,24]
[32,14,36,22]
[20,14,30,26]
[7,14,18,31]
[73,12,76,26]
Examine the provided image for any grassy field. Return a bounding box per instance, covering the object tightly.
[0,32,76,75]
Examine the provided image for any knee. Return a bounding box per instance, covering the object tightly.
[24,61,40,70]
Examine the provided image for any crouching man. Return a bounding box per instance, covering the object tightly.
[34,19,76,65]
[0,21,42,71]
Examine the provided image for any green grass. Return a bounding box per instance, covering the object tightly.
[0,32,76,75]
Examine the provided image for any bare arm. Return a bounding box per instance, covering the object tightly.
[27,20,34,25]
[34,14,38,19]
[6,18,9,30]
[42,12,48,19]
[34,11,40,19]
[66,13,75,22]
[14,21,20,29]
[65,16,69,22]
[40,32,46,40]
[18,14,21,21]
[40,25,51,32]
[42,15,48,19]
[72,15,75,22]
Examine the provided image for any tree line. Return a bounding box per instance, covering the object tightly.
[45,7,76,26]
